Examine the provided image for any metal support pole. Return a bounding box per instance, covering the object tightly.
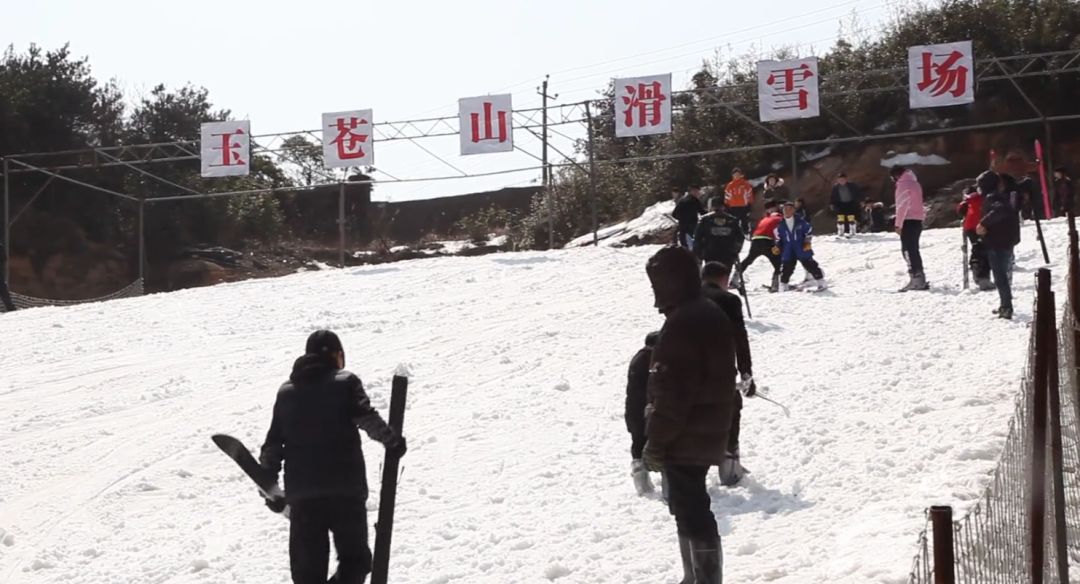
[3,158,9,286]
[541,76,552,250]
[138,198,146,284]
[1046,293,1070,584]
[1031,267,1051,584]
[338,182,346,268]
[585,102,599,247]
[929,506,955,584]
[790,146,799,198]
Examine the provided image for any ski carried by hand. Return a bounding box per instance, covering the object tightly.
[371,370,410,584]
[211,433,290,518]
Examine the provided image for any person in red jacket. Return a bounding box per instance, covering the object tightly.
[738,199,783,292]
[957,186,994,291]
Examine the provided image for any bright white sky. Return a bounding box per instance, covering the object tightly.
[3,0,904,200]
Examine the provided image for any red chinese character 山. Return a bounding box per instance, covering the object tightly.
[330,117,370,160]
[470,102,508,144]
[210,128,247,168]
[622,82,667,128]
[766,64,814,111]
[916,50,968,98]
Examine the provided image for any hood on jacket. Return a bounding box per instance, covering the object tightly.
[644,331,660,347]
[290,353,339,383]
[646,246,702,312]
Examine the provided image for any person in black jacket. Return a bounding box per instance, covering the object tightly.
[692,197,745,268]
[260,330,407,584]
[644,246,736,584]
[626,331,659,495]
[673,184,706,249]
[830,173,862,238]
[0,243,15,313]
[976,171,1021,320]
[1054,167,1074,218]
[701,262,755,488]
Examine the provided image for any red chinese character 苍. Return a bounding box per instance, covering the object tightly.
[622,82,667,128]
[766,64,814,111]
[917,50,969,98]
[330,117,370,160]
[210,128,246,168]
[470,102,508,144]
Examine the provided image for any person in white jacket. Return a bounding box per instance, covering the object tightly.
[891,165,929,291]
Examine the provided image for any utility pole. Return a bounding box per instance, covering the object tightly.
[537,75,557,250]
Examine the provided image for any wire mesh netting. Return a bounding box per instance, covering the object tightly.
[1,278,143,312]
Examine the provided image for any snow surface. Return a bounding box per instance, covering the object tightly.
[566,200,675,247]
[0,219,1072,584]
[880,153,951,167]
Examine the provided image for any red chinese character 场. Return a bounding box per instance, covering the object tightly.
[622,82,667,128]
[917,50,968,98]
[470,102,508,144]
[766,64,814,111]
[330,117,370,160]
[210,128,246,168]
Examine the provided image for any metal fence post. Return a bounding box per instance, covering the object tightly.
[930,506,956,584]
[2,157,9,287]
[1031,268,1052,584]
[138,198,146,284]
[1045,290,1070,583]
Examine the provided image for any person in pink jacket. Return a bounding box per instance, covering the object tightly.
[891,165,929,291]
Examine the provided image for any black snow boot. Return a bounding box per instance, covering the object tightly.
[677,535,694,584]
[690,537,722,584]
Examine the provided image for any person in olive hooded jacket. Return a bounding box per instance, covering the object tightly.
[643,246,737,584]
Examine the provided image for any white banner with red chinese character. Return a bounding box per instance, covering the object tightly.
[322,110,374,168]
[614,74,672,138]
[200,121,250,177]
[757,57,820,122]
[909,41,975,108]
[459,94,513,155]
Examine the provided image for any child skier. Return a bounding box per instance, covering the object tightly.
[739,199,784,292]
[775,201,826,291]
[957,186,994,291]
[626,331,659,495]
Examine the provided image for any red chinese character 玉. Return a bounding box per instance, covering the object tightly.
[470,102,508,143]
[917,50,968,98]
[210,128,246,168]
[622,82,667,128]
[330,117,370,160]
[766,64,814,111]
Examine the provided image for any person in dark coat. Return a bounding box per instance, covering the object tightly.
[1054,167,1074,218]
[775,201,826,291]
[626,330,660,495]
[673,185,706,249]
[700,262,755,487]
[830,173,863,237]
[793,198,810,221]
[692,197,745,268]
[0,243,15,313]
[260,330,407,584]
[976,172,1021,320]
[644,246,736,584]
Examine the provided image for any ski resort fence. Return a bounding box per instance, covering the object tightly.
[908,218,1080,583]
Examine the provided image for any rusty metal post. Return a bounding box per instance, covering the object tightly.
[585,101,599,247]
[789,145,799,198]
[2,157,9,286]
[138,198,146,284]
[930,506,956,584]
[1031,268,1052,584]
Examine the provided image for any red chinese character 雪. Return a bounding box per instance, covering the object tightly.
[766,64,814,111]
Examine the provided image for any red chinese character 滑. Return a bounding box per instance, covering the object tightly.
[470,102,508,144]
[210,128,246,168]
[330,117,370,160]
[622,82,667,128]
[766,64,814,111]
[916,50,968,98]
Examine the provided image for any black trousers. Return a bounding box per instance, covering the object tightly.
[780,257,823,283]
[0,280,14,312]
[290,496,372,584]
[987,248,1015,311]
[740,239,780,273]
[728,392,743,454]
[664,464,718,539]
[729,206,752,236]
[900,220,924,276]
[964,230,990,280]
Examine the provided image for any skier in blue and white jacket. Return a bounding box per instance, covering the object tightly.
[774,200,826,291]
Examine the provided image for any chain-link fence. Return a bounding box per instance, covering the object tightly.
[909,219,1080,583]
[0,278,143,313]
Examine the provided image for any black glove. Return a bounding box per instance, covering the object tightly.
[642,440,664,472]
[264,493,287,513]
[385,434,407,459]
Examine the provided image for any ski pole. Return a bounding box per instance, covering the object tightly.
[755,393,790,418]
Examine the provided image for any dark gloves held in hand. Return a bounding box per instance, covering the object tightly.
[385,434,407,458]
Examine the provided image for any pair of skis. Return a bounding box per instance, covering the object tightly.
[212,373,409,584]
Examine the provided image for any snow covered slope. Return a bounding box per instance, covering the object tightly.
[0,220,1071,584]
[566,200,674,247]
